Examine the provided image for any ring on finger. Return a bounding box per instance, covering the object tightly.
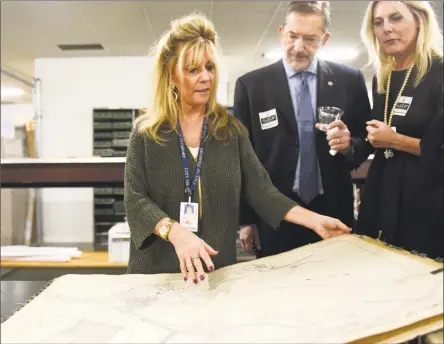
[191,256,200,261]
[336,138,340,144]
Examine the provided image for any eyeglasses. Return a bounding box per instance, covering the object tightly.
[283,31,324,48]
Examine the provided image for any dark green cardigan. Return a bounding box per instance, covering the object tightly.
[124,120,297,274]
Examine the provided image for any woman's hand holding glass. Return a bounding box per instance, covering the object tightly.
[168,223,218,284]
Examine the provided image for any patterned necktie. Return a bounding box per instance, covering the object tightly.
[297,72,318,204]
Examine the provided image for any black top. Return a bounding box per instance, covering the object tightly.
[420,108,444,189]
[356,58,444,259]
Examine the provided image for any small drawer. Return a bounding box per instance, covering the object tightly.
[94,188,113,195]
[94,122,113,130]
[94,140,112,148]
[113,122,133,130]
[94,198,115,205]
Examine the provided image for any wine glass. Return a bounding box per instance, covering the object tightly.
[317,106,344,156]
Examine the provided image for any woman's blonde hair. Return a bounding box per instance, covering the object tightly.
[361,1,443,93]
[135,13,240,143]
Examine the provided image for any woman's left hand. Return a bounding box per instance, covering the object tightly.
[285,206,351,239]
[366,120,398,148]
[312,215,352,239]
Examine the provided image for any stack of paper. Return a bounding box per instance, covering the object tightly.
[0,246,82,262]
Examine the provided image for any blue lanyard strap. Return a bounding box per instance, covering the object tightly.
[177,116,208,198]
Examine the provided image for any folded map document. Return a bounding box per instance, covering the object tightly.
[1,235,443,343]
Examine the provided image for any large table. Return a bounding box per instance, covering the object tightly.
[1,281,49,323]
[1,235,443,344]
[0,156,373,188]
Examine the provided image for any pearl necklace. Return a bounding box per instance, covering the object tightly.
[383,64,414,159]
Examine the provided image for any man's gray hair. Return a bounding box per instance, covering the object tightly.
[285,1,331,32]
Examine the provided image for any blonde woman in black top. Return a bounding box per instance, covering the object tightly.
[357,1,443,258]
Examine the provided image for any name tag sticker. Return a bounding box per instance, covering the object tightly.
[393,96,413,116]
[259,109,279,130]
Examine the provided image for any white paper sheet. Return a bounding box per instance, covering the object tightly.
[1,246,82,261]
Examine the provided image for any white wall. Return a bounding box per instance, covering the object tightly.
[34,56,228,243]
[1,104,34,127]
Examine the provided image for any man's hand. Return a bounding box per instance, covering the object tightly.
[366,120,398,148]
[239,225,261,255]
[316,120,351,153]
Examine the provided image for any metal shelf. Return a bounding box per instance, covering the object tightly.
[92,108,139,249]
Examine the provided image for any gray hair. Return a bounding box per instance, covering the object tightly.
[285,1,331,32]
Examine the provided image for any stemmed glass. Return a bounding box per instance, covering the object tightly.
[317,106,344,156]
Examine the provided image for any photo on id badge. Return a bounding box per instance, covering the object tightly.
[180,202,198,232]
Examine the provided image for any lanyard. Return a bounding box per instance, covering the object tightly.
[177,116,208,202]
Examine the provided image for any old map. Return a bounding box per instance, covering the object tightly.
[1,235,443,343]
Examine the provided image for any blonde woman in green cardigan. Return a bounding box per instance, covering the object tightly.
[124,13,351,284]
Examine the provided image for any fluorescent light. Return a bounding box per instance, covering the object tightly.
[265,51,284,60]
[264,48,359,62]
[1,87,25,97]
[318,48,359,61]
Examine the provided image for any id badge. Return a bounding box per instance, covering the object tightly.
[393,96,412,116]
[258,108,279,130]
[180,202,199,232]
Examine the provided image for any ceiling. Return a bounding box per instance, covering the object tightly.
[1,0,443,104]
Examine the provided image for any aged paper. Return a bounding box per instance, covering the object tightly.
[1,235,443,343]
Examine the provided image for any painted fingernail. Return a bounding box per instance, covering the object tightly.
[200,275,205,281]
[209,266,214,272]
[193,279,198,284]
[184,277,187,282]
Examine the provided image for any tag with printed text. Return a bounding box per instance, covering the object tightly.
[259,109,279,130]
[393,96,413,116]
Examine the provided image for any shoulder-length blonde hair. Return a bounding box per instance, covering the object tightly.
[361,1,443,94]
[135,13,239,143]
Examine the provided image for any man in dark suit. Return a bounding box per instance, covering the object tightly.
[235,1,371,258]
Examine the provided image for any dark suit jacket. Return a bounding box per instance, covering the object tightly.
[234,59,372,230]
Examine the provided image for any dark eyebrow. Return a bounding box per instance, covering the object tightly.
[374,11,401,20]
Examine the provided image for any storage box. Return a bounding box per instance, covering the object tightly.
[108,222,130,263]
